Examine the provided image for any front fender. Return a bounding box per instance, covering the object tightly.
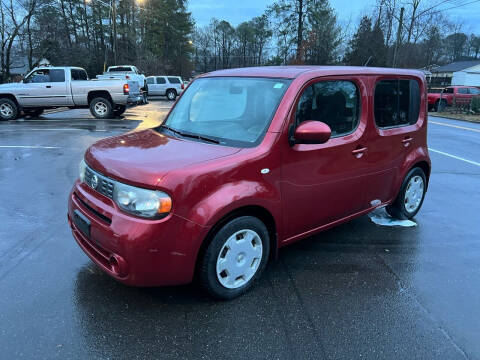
[185,180,282,229]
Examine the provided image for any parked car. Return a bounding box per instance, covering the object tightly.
[68,66,430,299]
[146,75,184,100]
[0,66,141,120]
[97,65,147,104]
[427,85,480,111]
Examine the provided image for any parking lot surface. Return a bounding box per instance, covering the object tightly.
[0,101,479,359]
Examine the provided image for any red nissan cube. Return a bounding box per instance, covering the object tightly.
[68,66,430,299]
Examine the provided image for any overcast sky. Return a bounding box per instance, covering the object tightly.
[189,0,480,34]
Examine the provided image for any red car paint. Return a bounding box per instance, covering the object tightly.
[68,66,431,287]
[427,85,480,109]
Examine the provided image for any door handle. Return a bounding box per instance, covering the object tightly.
[352,146,367,158]
[46,85,52,88]
[402,137,413,147]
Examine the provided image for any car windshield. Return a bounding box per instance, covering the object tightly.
[161,77,291,147]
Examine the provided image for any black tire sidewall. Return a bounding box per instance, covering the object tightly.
[90,97,113,119]
[388,167,427,220]
[200,216,270,300]
[0,98,18,121]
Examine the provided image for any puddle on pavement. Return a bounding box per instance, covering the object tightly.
[368,207,417,227]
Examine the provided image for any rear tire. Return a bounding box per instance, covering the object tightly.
[386,167,427,220]
[199,216,270,300]
[166,89,177,101]
[89,97,113,119]
[0,98,18,121]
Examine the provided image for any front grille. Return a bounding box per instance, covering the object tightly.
[75,192,112,224]
[85,166,115,199]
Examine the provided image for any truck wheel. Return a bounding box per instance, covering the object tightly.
[90,97,113,119]
[0,98,18,121]
[386,167,427,220]
[199,216,270,300]
[166,89,177,101]
[24,108,44,118]
[113,105,127,117]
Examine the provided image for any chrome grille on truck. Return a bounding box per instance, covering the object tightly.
[85,167,114,199]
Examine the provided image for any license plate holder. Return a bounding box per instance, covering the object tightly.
[73,210,91,238]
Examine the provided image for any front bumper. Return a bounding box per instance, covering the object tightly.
[68,180,208,286]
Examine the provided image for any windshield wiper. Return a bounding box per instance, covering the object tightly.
[179,132,220,144]
[159,124,183,137]
[159,124,220,144]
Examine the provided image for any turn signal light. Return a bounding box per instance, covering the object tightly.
[158,197,172,214]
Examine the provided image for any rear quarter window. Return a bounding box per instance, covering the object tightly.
[374,79,420,128]
[167,77,181,84]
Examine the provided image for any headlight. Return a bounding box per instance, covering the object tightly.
[79,159,87,182]
[113,182,172,219]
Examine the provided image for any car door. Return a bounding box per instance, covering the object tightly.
[21,69,69,107]
[366,77,422,204]
[281,77,370,240]
[146,77,158,95]
[156,77,168,95]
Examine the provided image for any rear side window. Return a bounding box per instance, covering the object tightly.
[71,69,88,81]
[295,80,360,137]
[374,79,420,128]
[156,77,166,84]
[168,77,181,84]
[457,88,468,94]
[146,77,155,85]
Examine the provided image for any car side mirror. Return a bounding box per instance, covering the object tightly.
[292,121,331,145]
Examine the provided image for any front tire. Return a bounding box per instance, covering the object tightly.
[0,98,18,121]
[386,167,427,220]
[90,97,113,119]
[199,216,270,300]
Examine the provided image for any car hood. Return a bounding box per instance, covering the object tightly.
[85,129,241,188]
[0,83,24,90]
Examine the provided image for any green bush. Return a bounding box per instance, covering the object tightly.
[472,96,480,114]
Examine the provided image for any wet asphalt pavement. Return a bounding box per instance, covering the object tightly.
[0,100,479,359]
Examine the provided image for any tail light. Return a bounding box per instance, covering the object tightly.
[181,83,185,90]
[123,84,129,95]
[126,75,130,79]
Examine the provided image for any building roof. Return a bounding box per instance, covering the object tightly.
[431,60,480,73]
[202,66,424,79]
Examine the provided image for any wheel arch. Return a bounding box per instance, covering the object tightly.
[193,205,278,278]
[87,90,113,105]
[0,93,20,107]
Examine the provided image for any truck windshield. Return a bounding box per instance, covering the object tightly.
[161,77,291,147]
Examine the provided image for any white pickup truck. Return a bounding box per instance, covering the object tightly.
[97,65,148,104]
[0,66,142,120]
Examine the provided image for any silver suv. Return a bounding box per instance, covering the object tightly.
[146,76,184,100]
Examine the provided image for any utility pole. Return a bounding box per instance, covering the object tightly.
[112,0,117,65]
[392,6,404,68]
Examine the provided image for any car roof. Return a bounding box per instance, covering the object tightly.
[200,66,425,79]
